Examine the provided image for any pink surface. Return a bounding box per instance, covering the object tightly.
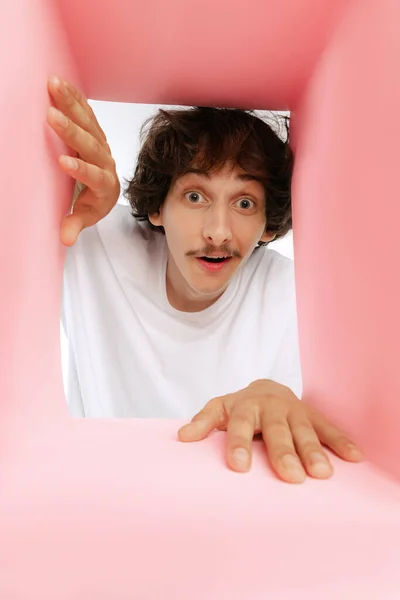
[55,0,350,109]
[1,0,400,597]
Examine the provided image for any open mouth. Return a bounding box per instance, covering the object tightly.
[201,256,229,263]
[195,256,233,272]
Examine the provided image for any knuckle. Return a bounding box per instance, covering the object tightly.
[192,412,207,422]
[77,160,86,175]
[97,168,106,183]
[232,414,252,429]
[194,398,223,422]
[304,404,322,421]
[229,434,252,449]
[62,95,75,112]
[263,418,288,435]
[274,448,298,462]
[210,395,223,404]
[80,109,92,131]
[292,421,315,438]
[214,404,226,425]
[334,434,352,448]
[301,442,324,457]
[89,105,98,122]
[65,121,77,141]
[208,396,226,413]
[89,135,102,155]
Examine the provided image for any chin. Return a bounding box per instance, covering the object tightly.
[188,277,230,298]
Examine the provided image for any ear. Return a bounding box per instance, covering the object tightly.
[259,229,276,244]
[148,210,163,227]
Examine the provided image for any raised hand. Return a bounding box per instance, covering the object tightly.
[47,75,120,246]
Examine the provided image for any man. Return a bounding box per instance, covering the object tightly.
[47,75,363,484]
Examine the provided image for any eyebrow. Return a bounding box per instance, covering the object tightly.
[181,168,262,183]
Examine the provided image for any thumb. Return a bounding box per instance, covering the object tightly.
[60,192,104,246]
[60,213,85,246]
[60,181,105,246]
[177,399,225,442]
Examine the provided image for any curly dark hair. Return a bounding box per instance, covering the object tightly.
[123,106,293,245]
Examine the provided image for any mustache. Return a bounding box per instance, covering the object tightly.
[185,244,242,259]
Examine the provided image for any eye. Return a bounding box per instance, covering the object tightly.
[235,198,255,210]
[185,191,206,204]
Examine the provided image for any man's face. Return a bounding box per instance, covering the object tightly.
[149,163,275,311]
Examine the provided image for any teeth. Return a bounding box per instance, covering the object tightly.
[201,256,229,263]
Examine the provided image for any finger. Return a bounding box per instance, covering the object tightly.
[63,79,108,144]
[261,411,306,483]
[225,403,257,472]
[60,200,101,248]
[177,399,225,442]
[58,155,118,197]
[310,411,364,463]
[48,76,108,145]
[60,213,88,247]
[61,181,119,247]
[288,411,333,479]
[47,107,112,170]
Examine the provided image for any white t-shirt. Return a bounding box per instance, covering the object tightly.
[61,203,302,418]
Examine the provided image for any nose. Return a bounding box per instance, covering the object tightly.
[202,204,232,246]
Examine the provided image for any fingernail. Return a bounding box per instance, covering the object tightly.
[346,444,364,460]
[232,448,250,471]
[60,80,69,97]
[309,452,332,477]
[282,455,305,482]
[63,157,78,170]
